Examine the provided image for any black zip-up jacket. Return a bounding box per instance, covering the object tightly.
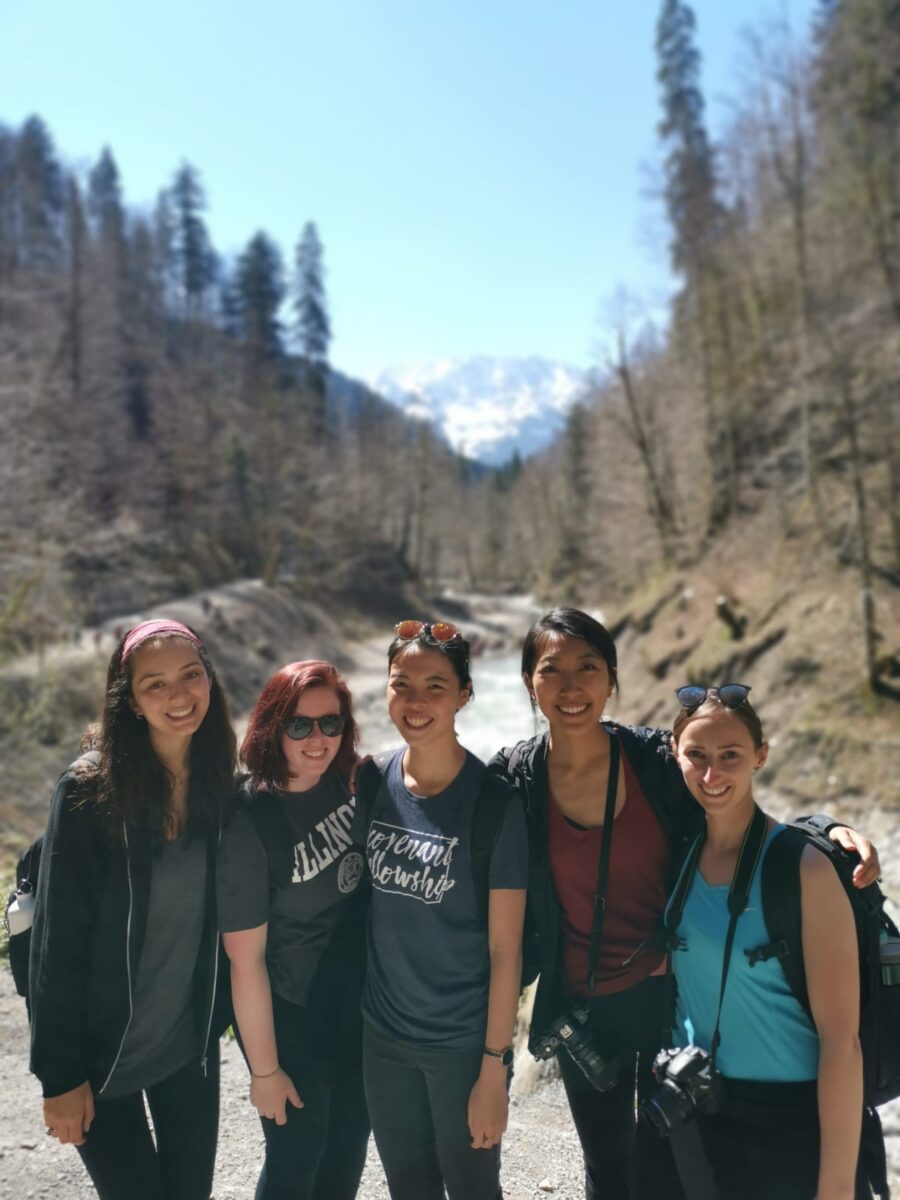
[486,722,704,1054]
[29,766,230,1100]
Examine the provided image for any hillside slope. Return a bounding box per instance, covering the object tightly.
[599,509,899,814]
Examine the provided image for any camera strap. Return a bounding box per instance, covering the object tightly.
[586,733,620,991]
[667,805,768,1072]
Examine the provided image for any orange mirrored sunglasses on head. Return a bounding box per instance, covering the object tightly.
[394,619,461,644]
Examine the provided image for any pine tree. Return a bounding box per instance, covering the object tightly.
[87,147,125,251]
[814,0,900,568]
[170,163,217,316]
[0,124,17,285]
[63,176,86,403]
[655,0,721,274]
[15,115,64,270]
[656,0,735,534]
[816,0,900,321]
[293,222,331,439]
[151,189,179,320]
[549,403,594,601]
[237,231,285,371]
[293,221,330,366]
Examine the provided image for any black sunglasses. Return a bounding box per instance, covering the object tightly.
[675,684,751,711]
[284,714,346,740]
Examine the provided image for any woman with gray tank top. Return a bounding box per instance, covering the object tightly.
[29,619,237,1200]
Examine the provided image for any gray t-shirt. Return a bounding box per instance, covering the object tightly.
[103,831,206,1099]
[217,774,366,1008]
[362,749,528,1050]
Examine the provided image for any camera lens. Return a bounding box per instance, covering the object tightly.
[560,1024,619,1092]
[643,1079,697,1133]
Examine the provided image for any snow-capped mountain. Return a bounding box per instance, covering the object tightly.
[368,356,588,465]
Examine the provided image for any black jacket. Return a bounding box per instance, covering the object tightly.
[29,767,230,1099]
[485,722,704,1053]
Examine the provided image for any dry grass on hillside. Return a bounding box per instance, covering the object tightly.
[604,504,899,811]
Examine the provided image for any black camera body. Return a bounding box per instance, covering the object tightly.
[532,1005,620,1092]
[642,1046,727,1134]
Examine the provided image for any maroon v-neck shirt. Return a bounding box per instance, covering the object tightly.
[548,751,670,997]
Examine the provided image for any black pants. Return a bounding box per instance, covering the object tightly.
[556,975,681,1200]
[362,1020,503,1200]
[690,1079,875,1200]
[250,994,370,1200]
[76,1052,219,1200]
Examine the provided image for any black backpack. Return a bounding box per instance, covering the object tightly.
[6,836,42,1001]
[749,818,900,1108]
[5,752,101,1004]
[354,751,511,928]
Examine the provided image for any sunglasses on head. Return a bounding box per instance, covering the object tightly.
[283,714,347,740]
[675,683,751,711]
[394,619,462,644]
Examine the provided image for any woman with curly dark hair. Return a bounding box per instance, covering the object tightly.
[29,618,236,1200]
[217,660,370,1200]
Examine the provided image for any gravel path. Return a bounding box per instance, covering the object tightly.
[3,955,899,1199]
[0,964,587,1199]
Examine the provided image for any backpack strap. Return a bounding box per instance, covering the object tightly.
[707,804,768,1069]
[586,733,620,989]
[14,838,42,892]
[353,751,394,841]
[748,825,810,1014]
[664,805,769,1070]
[244,789,296,890]
[471,773,510,929]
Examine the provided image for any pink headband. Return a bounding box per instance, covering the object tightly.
[121,619,203,663]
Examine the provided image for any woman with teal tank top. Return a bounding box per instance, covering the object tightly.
[660,685,865,1200]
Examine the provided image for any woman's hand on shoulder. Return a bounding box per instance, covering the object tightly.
[826,825,880,888]
[249,1067,303,1125]
[43,1081,94,1145]
[467,1065,508,1149]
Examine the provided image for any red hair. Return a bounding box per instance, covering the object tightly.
[241,660,359,790]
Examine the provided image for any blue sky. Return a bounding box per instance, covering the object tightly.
[1,1,817,380]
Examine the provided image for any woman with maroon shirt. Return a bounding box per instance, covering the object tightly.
[486,608,879,1200]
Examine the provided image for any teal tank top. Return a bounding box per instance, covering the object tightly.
[670,824,820,1081]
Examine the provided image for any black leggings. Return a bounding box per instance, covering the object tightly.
[76,1051,219,1200]
[556,975,681,1200]
[362,1021,503,1200]
[249,994,370,1200]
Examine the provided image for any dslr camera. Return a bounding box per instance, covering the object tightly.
[642,1046,727,1134]
[532,1005,620,1092]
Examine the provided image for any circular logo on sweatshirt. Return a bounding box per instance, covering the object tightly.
[338,851,364,894]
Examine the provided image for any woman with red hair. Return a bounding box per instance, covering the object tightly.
[217,660,370,1200]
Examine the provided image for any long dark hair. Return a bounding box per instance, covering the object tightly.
[241,660,359,790]
[82,625,236,839]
